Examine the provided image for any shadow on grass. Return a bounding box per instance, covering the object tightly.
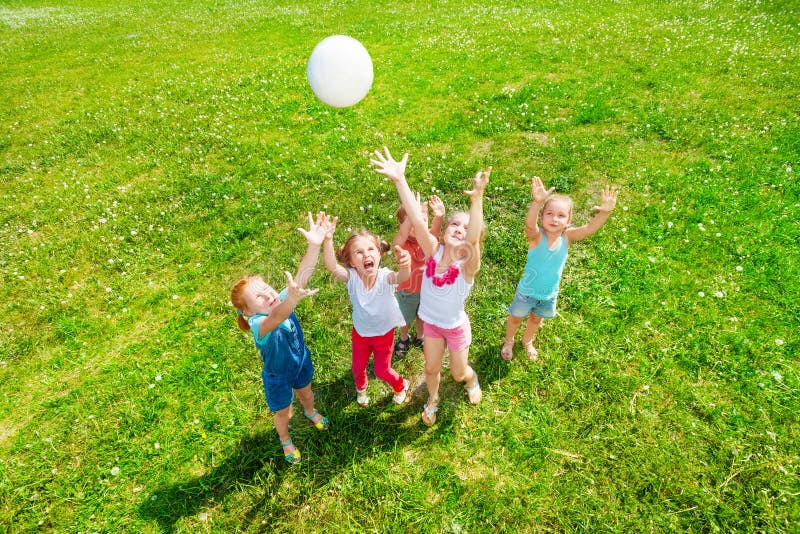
[137,368,457,532]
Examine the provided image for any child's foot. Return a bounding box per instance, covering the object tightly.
[356,388,370,407]
[421,397,439,426]
[465,374,482,405]
[304,409,330,430]
[500,338,514,361]
[394,336,410,356]
[411,336,424,348]
[523,340,538,361]
[392,379,410,404]
[281,440,301,465]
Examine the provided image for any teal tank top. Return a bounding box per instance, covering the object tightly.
[516,232,568,300]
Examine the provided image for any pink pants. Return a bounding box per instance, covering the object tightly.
[351,328,405,393]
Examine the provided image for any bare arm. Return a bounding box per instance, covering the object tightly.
[294,211,328,288]
[371,147,438,257]
[428,194,445,237]
[321,217,349,283]
[462,168,490,279]
[525,176,553,245]
[387,245,411,285]
[258,272,319,337]
[392,216,412,248]
[565,186,619,243]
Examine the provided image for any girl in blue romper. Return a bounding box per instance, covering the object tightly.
[231,212,335,464]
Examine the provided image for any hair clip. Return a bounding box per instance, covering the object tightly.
[236,310,243,316]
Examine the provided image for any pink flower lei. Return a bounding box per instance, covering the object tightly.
[425,257,459,287]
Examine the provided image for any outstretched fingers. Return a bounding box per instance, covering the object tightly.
[285,271,319,299]
[464,166,491,196]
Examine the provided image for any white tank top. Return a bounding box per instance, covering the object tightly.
[346,267,405,337]
[418,246,473,329]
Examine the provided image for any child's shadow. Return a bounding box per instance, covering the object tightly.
[138,371,452,532]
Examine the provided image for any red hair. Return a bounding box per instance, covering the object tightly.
[230,276,258,331]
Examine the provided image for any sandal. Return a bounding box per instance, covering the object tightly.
[356,388,370,407]
[523,340,538,361]
[421,398,438,426]
[501,338,514,361]
[392,379,410,405]
[281,440,301,464]
[394,336,410,356]
[465,374,482,405]
[304,409,330,431]
[411,337,424,348]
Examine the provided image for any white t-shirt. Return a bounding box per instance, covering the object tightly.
[418,246,473,329]
[346,267,405,337]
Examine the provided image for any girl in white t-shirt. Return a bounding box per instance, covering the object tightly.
[372,146,489,426]
[323,221,412,407]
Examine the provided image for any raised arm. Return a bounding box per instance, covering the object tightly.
[525,176,554,244]
[428,194,445,236]
[294,211,327,288]
[462,168,490,278]
[565,186,618,243]
[371,147,438,257]
[321,216,349,283]
[392,215,413,248]
[387,245,412,286]
[258,271,319,337]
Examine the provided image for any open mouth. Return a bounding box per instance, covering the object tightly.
[363,258,375,270]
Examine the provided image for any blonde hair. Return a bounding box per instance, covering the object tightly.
[543,195,574,218]
[335,231,391,266]
[446,211,487,247]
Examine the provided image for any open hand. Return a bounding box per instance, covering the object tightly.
[465,167,491,198]
[531,176,554,204]
[297,211,328,246]
[593,186,619,213]
[428,195,445,218]
[285,271,319,301]
[370,146,408,182]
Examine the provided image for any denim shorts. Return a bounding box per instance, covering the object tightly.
[396,289,421,325]
[508,290,557,319]
[262,354,314,412]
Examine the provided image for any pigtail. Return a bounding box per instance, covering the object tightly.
[335,243,350,265]
[378,239,391,255]
[230,278,252,332]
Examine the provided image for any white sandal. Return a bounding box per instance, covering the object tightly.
[421,398,439,426]
[465,374,482,405]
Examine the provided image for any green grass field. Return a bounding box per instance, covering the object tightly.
[1,0,798,532]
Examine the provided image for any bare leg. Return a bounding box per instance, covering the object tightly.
[273,406,294,455]
[421,337,445,425]
[522,313,543,360]
[296,384,327,427]
[502,314,524,360]
[450,347,481,404]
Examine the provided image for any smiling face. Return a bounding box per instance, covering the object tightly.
[241,276,281,316]
[442,212,469,247]
[347,235,382,276]
[541,197,573,234]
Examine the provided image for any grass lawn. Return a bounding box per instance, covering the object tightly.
[1,0,798,532]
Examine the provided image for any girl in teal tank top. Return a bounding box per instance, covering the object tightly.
[502,176,618,361]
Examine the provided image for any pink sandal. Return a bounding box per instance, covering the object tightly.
[500,338,514,361]
[523,340,538,360]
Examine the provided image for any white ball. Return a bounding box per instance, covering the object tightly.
[307,35,373,108]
